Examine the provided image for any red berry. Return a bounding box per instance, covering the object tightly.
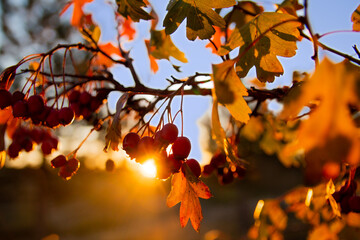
[136,136,155,163]
[81,107,92,120]
[66,157,80,173]
[123,132,140,151]
[172,136,191,160]
[68,90,80,103]
[90,97,102,111]
[12,100,29,118]
[58,166,73,180]
[210,152,227,168]
[182,159,201,178]
[70,102,82,118]
[167,154,182,173]
[41,139,57,155]
[0,89,12,109]
[8,142,22,158]
[79,91,92,105]
[161,123,178,143]
[20,138,33,152]
[105,159,115,172]
[341,196,351,214]
[220,170,234,185]
[32,106,51,124]
[30,128,44,144]
[45,109,60,128]
[202,164,215,177]
[51,155,67,168]
[28,95,45,115]
[349,196,360,213]
[96,89,109,102]
[58,107,75,126]
[11,91,25,104]
[234,166,246,179]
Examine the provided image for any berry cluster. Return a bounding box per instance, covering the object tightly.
[51,154,80,180]
[8,126,59,158]
[0,89,75,128]
[202,152,246,185]
[68,89,107,120]
[332,179,360,214]
[122,123,201,180]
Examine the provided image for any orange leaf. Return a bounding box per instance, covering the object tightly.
[61,0,93,28]
[94,42,123,68]
[167,172,212,232]
[145,39,159,73]
[121,18,136,40]
[206,26,232,54]
[0,108,12,124]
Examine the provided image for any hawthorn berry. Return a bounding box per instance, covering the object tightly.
[123,132,140,153]
[349,196,360,213]
[8,142,22,158]
[202,164,215,177]
[68,90,80,103]
[51,155,67,168]
[161,123,178,144]
[220,170,234,185]
[0,89,12,109]
[105,159,115,172]
[66,157,80,173]
[45,108,60,128]
[172,136,191,160]
[136,136,155,163]
[182,159,201,178]
[167,154,182,173]
[12,100,29,118]
[58,166,73,180]
[58,107,75,126]
[41,138,58,155]
[210,152,227,168]
[11,91,25,104]
[79,91,92,105]
[27,95,45,114]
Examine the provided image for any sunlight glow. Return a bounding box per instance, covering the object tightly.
[305,188,313,207]
[139,159,157,178]
[253,200,264,220]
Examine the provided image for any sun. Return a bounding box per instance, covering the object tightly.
[139,159,157,178]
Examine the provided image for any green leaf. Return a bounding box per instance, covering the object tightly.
[163,0,236,41]
[212,60,251,123]
[116,0,153,22]
[149,29,188,63]
[219,12,301,82]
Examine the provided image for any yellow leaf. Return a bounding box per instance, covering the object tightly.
[346,212,360,228]
[276,0,303,17]
[241,116,264,141]
[212,60,251,123]
[351,4,360,31]
[167,172,212,232]
[308,224,338,240]
[263,200,287,231]
[219,12,301,82]
[281,58,360,168]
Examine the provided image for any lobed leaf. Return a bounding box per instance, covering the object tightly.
[116,0,153,22]
[351,4,360,31]
[163,0,236,40]
[219,12,301,82]
[167,172,211,232]
[212,60,251,123]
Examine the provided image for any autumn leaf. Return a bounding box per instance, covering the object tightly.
[281,58,360,182]
[163,0,236,41]
[144,40,159,73]
[149,29,187,63]
[116,0,153,22]
[121,17,136,40]
[167,172,211,232]
[224,1,264,28]
[212,60,251,123]
[211,99,247,166]
[104,93,130,152]
[351,4,360,31]
[219,12,301,82]
[61,0,93,28]
[94,42,123,67]
[276,0,303,17]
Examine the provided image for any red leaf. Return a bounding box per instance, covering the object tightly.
[61,0,93,28]
[167,172,212,232]
[94,42,123,67]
